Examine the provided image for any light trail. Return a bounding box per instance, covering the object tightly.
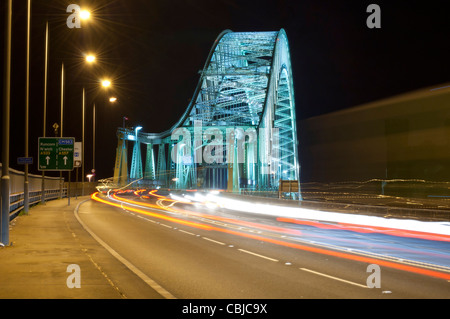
[201,193,450,240]
[92,192,212,231]
[115,191,303,236]
[91,191,450,281]
[277,217,450,242]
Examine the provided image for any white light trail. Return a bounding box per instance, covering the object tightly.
[202,193,450,237]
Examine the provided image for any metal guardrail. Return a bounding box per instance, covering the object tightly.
[9,188,67,220]
[1,163,66,220]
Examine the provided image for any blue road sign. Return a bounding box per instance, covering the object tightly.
[17,157,33,165]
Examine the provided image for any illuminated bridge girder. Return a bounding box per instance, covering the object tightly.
[114,29,300,198]
[130,141,143,180]
[144,144,155,180]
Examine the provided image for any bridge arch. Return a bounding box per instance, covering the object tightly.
[114,29,300,197]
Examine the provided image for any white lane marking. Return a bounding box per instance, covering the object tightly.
[75,200,176,299]
[160,223,173,229]
[238,249,279,262]
[300,267,368,288]
[178,229,196,236]
[202,237,226,245]
[285,234,450,274]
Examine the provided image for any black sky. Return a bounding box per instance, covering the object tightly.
[1,0,449,180]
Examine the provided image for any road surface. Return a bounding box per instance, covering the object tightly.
[74,189,450,299]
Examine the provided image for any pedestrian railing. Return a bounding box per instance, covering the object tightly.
[0,163,66,220]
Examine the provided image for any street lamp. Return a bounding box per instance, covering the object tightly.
[85,54,95,63]
[135,126,143,136]
[80,10,91,21]
[102,79,111,88]
[109,97,117,103]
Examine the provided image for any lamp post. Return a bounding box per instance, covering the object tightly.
[135,126,143,137]
[92,96,116,182]
[59,62,64,199]
[81,87,85,195]
[1,0,12,245]
[81,77,112,193]
[81,54,95,195]
[98,78,112,182]
[24,0,31,213]
[41,21,49,204]
[92,102,95,182]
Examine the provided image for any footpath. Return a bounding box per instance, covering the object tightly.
[0,196,161,299]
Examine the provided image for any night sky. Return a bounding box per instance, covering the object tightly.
[1,0,448,180]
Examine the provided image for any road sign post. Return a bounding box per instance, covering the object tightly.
[74,142,82,168]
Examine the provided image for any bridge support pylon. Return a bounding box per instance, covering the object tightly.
[113,138,128,186]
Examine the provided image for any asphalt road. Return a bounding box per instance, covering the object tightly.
[75,189,450,299]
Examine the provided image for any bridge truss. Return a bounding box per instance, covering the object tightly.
[114,29,300,197]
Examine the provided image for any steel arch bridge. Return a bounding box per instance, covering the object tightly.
[113,29,300,198]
